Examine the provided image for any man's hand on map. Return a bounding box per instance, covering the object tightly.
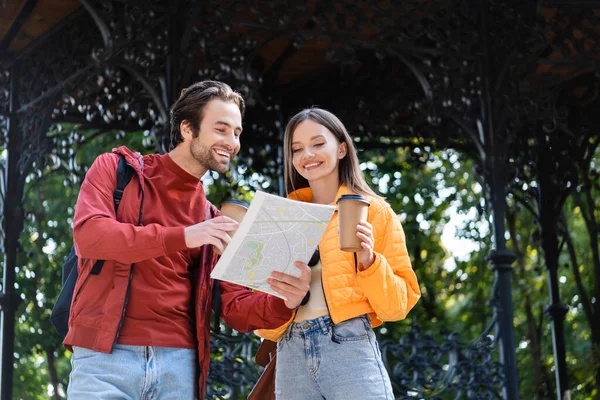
[184,216,239,252]
[267,262,311,309]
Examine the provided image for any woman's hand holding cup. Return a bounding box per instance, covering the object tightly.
[337,194,373,269]
[355,221,375,270]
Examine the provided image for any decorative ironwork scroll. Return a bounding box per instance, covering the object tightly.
[206,331,262,400]
[15,14,100,114]
[203,324,505,400]
[380,324,503,399]
[0,67,10,250]
[0,68,8,147]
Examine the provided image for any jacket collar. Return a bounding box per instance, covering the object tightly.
[112,145,145,190]
[287,184,355,207]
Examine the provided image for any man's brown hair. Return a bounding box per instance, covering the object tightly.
[169,80,245,149]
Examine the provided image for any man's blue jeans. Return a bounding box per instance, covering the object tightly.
[275,315,394,400]
[67,344,196,400]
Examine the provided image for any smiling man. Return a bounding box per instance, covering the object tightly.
[65,81,311,399]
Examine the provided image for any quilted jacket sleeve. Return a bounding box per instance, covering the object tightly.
[356,201,420,321]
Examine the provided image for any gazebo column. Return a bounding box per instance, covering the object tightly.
[0,60,57,400]
[0,63,25,400]
[537,135,570,400]
[485,178,519,400]
[479,1,519,399]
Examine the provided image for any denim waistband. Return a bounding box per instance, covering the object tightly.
[289,315,333,336]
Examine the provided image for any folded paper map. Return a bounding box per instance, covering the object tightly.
[210,191,335,300]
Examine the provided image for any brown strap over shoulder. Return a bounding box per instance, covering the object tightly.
[255,339,277,367]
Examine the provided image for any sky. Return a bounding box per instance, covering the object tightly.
[441,205,484,271]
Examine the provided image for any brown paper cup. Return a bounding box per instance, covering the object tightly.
[336,194,370,252]
[214,199,249,255]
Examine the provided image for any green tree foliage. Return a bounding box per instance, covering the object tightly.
[362,145,488,336]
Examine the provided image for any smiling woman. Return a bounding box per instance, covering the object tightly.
[290,119,345,196]
[255,107,420,400]
[283,108,380,204]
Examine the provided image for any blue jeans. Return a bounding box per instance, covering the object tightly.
[67,344,196,400]
[275,315,394,400]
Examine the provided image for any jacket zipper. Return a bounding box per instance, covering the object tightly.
[113,170,144,346]
[113,264,136,345]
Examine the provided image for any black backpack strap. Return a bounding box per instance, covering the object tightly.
[91,155,135,276]
[212,279,221,332]
[51,153,140,337]
[114,154,135,210]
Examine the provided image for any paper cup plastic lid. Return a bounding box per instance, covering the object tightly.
[336,194,370,206]
[221,199,249,208]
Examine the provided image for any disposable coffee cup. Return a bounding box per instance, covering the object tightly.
[215,199,249,255]
[336,194,370,252]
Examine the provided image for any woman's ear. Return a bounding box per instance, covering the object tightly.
[338,142,347,159]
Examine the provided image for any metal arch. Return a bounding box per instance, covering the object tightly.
[79,0,169,148]
[387,49,434,104]
[79,0,113,57]
[443,110,487,163]
[117,63,169,125]
[16,64,97,113]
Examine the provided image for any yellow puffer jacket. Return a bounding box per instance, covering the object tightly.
[255,185,421,342]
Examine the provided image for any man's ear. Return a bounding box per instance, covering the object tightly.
[180,121,193,141]
[338,142,347,159]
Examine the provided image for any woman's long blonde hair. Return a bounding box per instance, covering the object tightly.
[283,108,379,197]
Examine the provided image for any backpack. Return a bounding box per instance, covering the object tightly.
[50,154,135,337]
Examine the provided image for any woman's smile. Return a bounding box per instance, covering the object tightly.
[303,161,323,171]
